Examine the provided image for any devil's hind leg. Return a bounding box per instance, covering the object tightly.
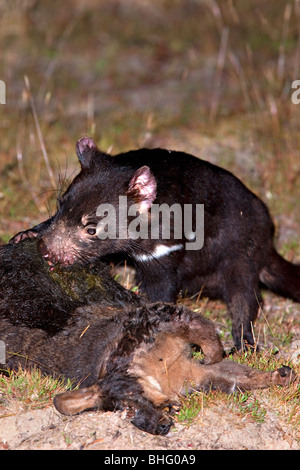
[221,260,261,350]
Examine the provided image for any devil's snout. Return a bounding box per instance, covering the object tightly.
[38,238,49,257]
[37,238,56,265]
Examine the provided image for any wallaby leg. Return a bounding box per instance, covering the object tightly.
[160,306,224,364]
[191,360,295,394]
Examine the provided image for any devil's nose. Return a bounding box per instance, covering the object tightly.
[37,239,49,258]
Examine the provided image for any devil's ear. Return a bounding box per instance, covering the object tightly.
[76,136,97,169]
[127,166,157,211]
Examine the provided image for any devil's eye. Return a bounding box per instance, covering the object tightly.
[86,226,97,236]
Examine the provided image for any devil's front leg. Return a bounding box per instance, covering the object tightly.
[134,263,179,303]
[9,216,54,244]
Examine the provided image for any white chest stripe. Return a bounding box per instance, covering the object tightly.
[133,243,184,262]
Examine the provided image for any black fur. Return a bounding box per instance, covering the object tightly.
[0,239,140,333]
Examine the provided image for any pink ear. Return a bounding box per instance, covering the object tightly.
[76,137,97,169]
[127,166,157,211]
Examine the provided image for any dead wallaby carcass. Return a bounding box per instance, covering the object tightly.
[0,240,295,435]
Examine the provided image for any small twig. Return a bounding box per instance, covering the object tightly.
[228,51,252,108]
[277,2,292,83]
[293,0,300,80]
[209,27,230,124]
[79,324,90,338]
[163,360,170,388]
[24,75,56,189]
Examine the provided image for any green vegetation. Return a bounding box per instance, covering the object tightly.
[0,368,72,417]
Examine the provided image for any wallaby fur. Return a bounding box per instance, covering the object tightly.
[0,240,295,435]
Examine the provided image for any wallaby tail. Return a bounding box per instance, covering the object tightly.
[260,248,300,302]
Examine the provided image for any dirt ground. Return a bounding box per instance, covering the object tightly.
[0,393,298,451]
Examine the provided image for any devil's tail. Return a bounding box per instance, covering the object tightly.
[260,248,300,301]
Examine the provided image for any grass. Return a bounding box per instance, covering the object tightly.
[176,293,300,436]
[0,368,73,418]
[176,349,300,432]
[176,389,269,426]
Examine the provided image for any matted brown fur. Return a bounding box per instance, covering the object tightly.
[0,239,295,435]
[53,312,295,435]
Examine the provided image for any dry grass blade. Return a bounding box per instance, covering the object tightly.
[277,2,292,83]
[0,368,73,417]
[23,75,56,190]
[209,27,230,123]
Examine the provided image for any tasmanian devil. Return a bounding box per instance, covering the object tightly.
[0,240,295,435]
[10,137,300,350]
